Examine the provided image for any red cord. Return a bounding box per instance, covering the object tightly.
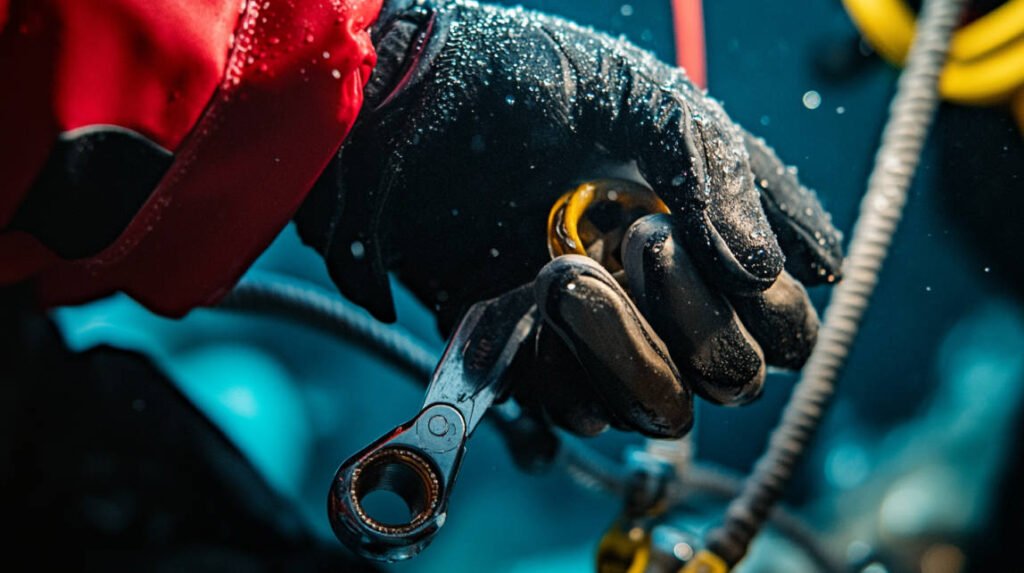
[670,0,706,89]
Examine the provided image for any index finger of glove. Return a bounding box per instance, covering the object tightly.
[552,28,785,294]
[627,84,785,295]
[622,214,766,405]
[534,255,694,439]
[680,97,785,295]
[742,131,844,286]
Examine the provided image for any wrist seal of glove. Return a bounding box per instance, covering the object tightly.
[296,1,440,324]
[364,0,438,110]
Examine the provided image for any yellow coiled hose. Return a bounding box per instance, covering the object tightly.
[843,0,1024,128]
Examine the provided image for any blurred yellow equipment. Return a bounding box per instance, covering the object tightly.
[843,0,1024,128]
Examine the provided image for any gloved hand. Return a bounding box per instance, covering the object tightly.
[296,0,843,439]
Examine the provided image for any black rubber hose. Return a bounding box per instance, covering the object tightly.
[221,273,562,470]
[220,274,437,383]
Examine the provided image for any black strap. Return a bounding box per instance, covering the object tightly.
[10,125,172,259]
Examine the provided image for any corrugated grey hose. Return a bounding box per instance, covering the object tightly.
[705,0,967,566]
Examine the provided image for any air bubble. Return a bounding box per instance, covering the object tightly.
[802,90,821,110]
[350,241,366,260]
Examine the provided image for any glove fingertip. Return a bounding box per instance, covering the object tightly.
[730,271,820,370]
[534,255,694,438]
[758,189,844,286]
[632,405,695,440]
[681,208,784,295]
[624,214,768,406]
[743,132,845,285]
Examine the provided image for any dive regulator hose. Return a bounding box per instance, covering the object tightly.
[704,0,967,566]
[221,276,437,383]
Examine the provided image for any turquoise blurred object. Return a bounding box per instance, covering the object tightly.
[54,224,442,511]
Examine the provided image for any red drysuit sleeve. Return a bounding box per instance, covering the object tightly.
[0,0,382,316]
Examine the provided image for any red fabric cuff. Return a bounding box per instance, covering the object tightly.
[21,0,382,316]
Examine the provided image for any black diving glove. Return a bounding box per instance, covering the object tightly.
[296,0,843,439]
